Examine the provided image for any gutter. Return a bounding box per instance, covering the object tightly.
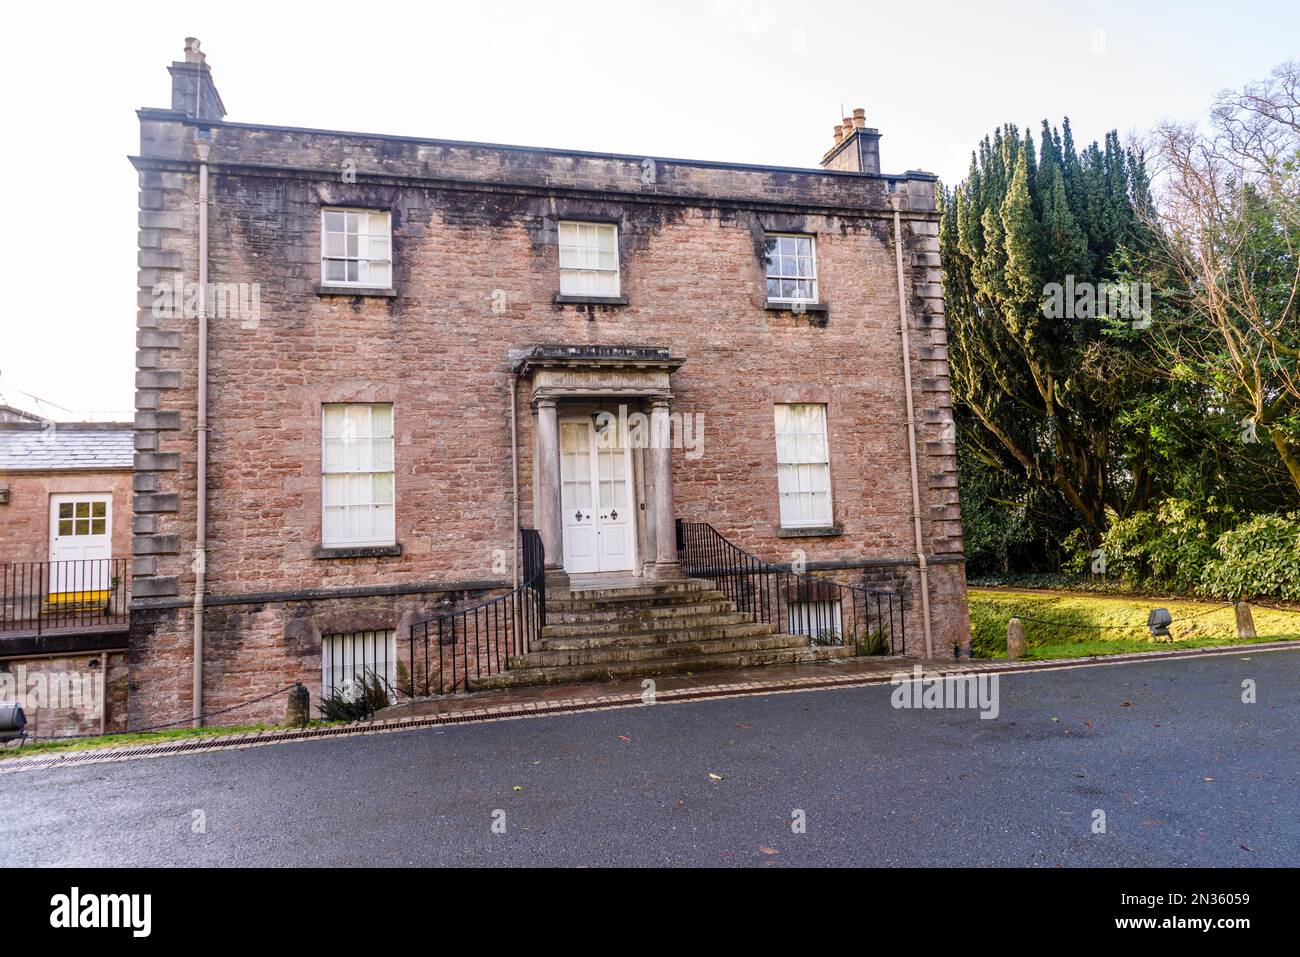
[888,189,935,659]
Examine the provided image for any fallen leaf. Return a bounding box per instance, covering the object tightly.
[759,846,779,856]
[1051,717,1060,723]
[1203,777,1215,783]
[708,773,724,781]
[618,735,630,743]
[513,785,523,792]
[1121,701,1133,708]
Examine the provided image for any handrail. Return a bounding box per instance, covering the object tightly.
[676,520,905,654]
[401,528,546,697]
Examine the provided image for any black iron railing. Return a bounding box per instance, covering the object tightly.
[676,521,905,654]
[0,559,129,636]
[405,528,546,697]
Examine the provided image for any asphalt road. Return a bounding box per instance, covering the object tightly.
[1,650,1296,866]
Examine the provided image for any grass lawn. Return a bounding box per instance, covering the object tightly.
[0,721,341,761]
[968,587,1300,660]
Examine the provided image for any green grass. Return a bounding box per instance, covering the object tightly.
[0,721,341,760]
[969,587,1300,660]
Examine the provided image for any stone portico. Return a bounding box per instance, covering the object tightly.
[514,345,685,588]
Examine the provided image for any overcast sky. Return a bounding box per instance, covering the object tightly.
[1,0,1295,418]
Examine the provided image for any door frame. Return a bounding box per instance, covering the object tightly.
[559,414,638,575]
[47,492,114,601]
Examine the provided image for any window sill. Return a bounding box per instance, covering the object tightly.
[776,525,844,539]
[314,544,403,560]
[765,300,828,314]
[554,294,629,307]
[316,285,397,298]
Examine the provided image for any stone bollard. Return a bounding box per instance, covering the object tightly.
[286,682,310,726]
[1234,602,1257,640]
[1007,618,1026,660]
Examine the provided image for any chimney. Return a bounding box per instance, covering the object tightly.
[820,105,881,175]
[168,38,226,122]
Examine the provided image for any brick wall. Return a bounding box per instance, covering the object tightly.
[129,97,967,728]
[0,470,133,563]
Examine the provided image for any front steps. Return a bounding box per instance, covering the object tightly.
[469,577,851,690]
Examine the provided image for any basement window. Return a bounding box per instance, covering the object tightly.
[322,404,395,548]
[322,629,397,699]
[787,599,844,642]
[321,209,392,288]
[764,233,818,303]
[774,403,833,528]
[558,221,620,297]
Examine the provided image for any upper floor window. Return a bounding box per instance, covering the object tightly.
[764,234,818,303]
[774,403,832,528]
[322,403,395,548]
[559,221,619,296]
[321,209,391,288]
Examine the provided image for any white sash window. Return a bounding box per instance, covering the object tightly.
[774,403,832,528]
[322,404,395,547]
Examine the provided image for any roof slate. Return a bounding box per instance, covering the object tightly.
[0,424,134,471]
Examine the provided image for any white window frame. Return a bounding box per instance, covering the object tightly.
[764,233,818,303]
[321,403,396,548]
[558,221,620,297]
[788,599,844,641]
[774,403,833,528]
[321,208,392,288]
[321,629,397,699]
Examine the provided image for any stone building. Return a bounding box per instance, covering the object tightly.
[0,419,133,736]
[129,39,968,729]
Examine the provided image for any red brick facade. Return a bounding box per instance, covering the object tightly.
[129,44,968,729]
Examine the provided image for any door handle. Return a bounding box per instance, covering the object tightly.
[574,511,584,521]
[609,509,618,520]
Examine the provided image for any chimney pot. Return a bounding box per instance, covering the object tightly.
[184,37,206,65]
[832,127,844,145]
[852,107,866,128]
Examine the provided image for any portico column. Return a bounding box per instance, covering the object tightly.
[534,397,568,586]
[647,397,682,579]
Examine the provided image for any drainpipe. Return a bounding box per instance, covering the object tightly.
[192,131,211,727]
[508,371,520,590]
[888,188,934,659]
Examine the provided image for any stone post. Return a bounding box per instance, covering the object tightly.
[286,683,309,726]
[1235,602,1257,639]
[1007,618,1026,659]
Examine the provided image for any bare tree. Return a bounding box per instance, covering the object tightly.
[1147,61,1300,496]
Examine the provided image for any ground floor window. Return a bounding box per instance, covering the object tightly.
[321,629,396,699]
[787,599,843,643]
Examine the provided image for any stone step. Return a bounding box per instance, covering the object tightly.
[553,578,715,604]
[511,632,813,669]
[547,590,729,612]
[469,644,854,690]
[537,619,780,650]
[545,598,738,624]
[541,610,756,639]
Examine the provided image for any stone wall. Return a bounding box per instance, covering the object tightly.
[0,469,133,563]
[0,651,128,740]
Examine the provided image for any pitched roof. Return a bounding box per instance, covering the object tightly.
[0,423,134,471]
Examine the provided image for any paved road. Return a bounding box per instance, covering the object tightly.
[1,650,1296,866]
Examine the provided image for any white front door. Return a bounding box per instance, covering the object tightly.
[49,493,113,598]
[559,418,635,574]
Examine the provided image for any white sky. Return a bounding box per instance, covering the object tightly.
[1,0,1295,418]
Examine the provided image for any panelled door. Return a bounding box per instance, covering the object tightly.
[559,418,635,574]
[48,493,113,600]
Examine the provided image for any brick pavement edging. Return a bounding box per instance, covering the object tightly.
[2,639,1296,774]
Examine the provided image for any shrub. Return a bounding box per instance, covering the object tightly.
[317,670,391,721]
[1200,512,1300,600]
[1089,499,1229,592]
[855,627,893,656]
